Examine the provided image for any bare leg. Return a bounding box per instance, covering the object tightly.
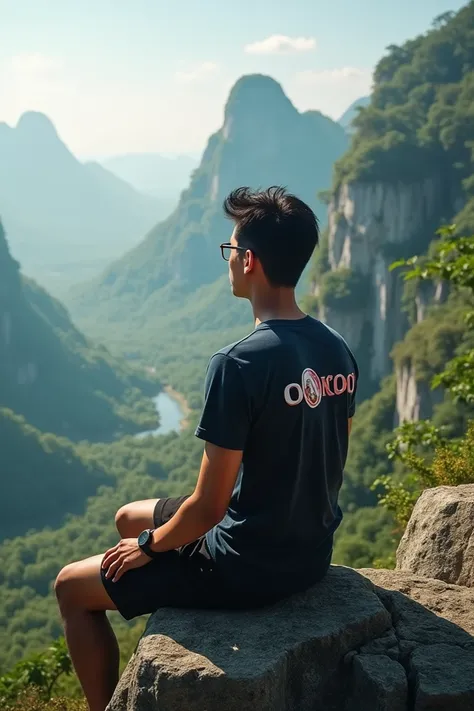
[55,555,119,711]
[115,499,159,538]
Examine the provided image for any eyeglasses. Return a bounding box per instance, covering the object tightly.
[219,242,250,261]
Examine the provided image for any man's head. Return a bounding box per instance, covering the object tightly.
[221,186,319,299]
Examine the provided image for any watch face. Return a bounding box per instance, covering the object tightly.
[138,530,150,546]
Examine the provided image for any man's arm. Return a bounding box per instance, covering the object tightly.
[149,442,242,553]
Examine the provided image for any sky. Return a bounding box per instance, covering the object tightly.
[0,0,469,158]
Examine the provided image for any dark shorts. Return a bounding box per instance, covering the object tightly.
[101,496,262,620]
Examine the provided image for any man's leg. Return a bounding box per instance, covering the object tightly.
[115,499,159,538]
[55,555,119,711]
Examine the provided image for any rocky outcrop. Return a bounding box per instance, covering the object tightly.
[395,362,444,424]
[106,565,474,711]
[318,179,443,396]
[396,484,474,587]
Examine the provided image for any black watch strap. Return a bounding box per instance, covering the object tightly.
[138,529,160,559]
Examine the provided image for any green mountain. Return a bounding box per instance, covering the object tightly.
[68,74,349,399]
[0,221,156,441]
[0,112,166,293]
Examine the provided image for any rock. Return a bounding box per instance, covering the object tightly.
[359,569,474,710]
[359,568,474,636]
[107,566,474,711]
[321,178,442,386]
[107,566,392,711]
[347,654,407,711]
[395,484,474,587]
[412,644,474,710]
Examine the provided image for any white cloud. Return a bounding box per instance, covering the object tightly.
[296,67,371,85]
[174,61,219,83]
[244,35,316,55]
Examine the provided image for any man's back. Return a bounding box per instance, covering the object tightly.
[195,315,358,596]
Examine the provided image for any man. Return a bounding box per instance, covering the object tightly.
[55,186,358,711]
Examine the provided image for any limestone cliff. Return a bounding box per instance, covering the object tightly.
[311,4,474,419]
[315,178,444,406]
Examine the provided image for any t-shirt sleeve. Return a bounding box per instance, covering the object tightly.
[195,353,251,450]
[348,352,359,418]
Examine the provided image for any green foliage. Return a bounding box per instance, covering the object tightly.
[377,227,474,525]
[376,420,474,527]
[319,267,369,311]
[333,506,398,569]
[0,408,109,540]
[0,638,72,704]
[339,376,396,512]
[392,225,474,396]
[334,4,474,194]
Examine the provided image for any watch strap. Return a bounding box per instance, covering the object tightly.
[138,529,160,559]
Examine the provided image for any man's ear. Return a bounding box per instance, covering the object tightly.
[243,249,255,275]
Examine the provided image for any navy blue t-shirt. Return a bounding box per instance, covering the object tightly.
[195,315,358,597]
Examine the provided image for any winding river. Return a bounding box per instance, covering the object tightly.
[135,390,186,438]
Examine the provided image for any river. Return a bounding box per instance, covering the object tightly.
[135,389,187,438]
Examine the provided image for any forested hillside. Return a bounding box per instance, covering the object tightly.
[0,221,160,540]
[67,74,349,403]
[0,221,156,440]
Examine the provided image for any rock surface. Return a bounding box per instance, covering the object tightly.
[107,566,474,711]
[322,179,442,389]
[396,484,474,588]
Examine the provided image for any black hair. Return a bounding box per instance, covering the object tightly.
[223,186,319,287]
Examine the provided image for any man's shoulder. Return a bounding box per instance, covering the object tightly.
[213,328,270,361]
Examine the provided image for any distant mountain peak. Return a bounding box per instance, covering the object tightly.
[224,74,294,122]
[337,97,370,132]
[16,111,59,141]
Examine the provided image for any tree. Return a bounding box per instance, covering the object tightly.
[373,226,474,527]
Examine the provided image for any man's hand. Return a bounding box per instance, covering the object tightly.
[101,538,151,583]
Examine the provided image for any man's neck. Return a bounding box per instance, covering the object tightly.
[251,289,306,327]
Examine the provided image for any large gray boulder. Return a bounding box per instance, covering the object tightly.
[107,566,474,711]
[396,484,474,587]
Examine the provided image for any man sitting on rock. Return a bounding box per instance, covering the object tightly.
[55,186,358,711]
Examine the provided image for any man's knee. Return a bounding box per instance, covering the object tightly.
[55,563,81,612]
[115,504,131,535]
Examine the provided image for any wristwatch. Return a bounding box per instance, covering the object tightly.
[137,528,160,559]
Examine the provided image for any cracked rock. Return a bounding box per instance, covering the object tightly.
[107,567,474,711]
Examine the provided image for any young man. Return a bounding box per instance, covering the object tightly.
[55,186,358,711]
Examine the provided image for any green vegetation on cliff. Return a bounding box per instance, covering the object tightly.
[375,227,474,526]
[335,5,474,201]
